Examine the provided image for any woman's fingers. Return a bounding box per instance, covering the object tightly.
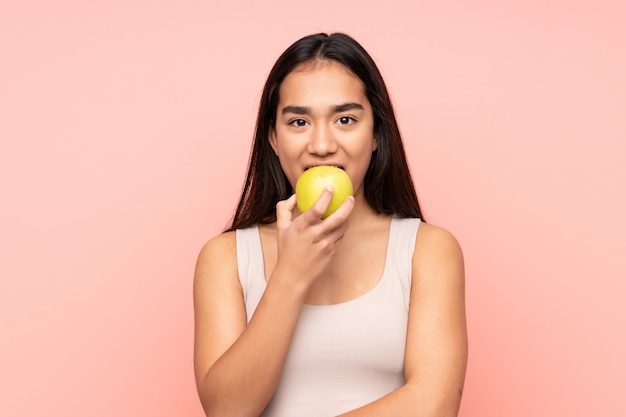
[301,186,334,223]
[277,189,354,228]
[323,196,355,242]
[276,194,297,229]
[273,191,355,287]
[328,195,355,222]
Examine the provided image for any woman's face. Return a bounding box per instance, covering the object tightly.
[269,60,377,201]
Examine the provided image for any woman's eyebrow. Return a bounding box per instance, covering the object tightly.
[331,102,364,113]
[281,102,364,115]
[281,105,310,115]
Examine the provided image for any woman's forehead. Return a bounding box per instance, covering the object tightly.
[278,60,367,104]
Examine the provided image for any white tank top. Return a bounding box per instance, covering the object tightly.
[236,217,421,417]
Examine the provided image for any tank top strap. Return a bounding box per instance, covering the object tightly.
[385,217,421,306]
[235,225,266,322]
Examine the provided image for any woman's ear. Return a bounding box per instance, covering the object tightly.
[269,124,279,155]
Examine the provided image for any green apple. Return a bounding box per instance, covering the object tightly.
[295,165,354,219]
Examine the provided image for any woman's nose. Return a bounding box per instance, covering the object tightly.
[307,125,337,156]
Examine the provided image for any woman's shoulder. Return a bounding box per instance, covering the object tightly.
[195,230,238,273]
[413,221,464,267]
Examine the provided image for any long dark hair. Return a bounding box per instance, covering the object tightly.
[227,32,423,231]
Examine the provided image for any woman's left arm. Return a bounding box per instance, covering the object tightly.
[338,223,468,417]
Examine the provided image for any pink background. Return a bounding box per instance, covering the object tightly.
[1,1,624,415]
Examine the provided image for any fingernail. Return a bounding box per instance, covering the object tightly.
[325,186,334,192]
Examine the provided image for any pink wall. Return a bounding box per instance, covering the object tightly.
[1,1,624,416]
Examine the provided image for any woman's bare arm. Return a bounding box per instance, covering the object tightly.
[337,223,468,417]
[194,191,354,417]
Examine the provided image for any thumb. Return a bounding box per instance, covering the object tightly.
[276,194,297,229]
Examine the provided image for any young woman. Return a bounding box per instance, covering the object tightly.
[193,32,467,417]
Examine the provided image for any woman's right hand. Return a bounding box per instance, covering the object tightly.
[193,187,354,417]
[273,187,355,291]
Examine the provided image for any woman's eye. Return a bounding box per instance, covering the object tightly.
[338,116,355,125]
[289,119,307,127]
